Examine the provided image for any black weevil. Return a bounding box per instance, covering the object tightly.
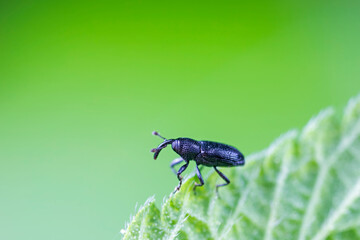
[151,131,245,194]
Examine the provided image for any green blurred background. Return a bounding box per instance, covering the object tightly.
[1,0,360,239]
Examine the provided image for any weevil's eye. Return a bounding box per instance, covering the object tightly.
[171,140,181,154]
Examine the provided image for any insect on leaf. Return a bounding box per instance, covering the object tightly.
[121,94,360,240]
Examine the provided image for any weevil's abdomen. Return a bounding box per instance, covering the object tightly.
[197,141,245,167]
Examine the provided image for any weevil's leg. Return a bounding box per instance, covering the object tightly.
[214,166,230,195]
[174,162,189,192]
[170,158,184,175]
[193,164,204,193]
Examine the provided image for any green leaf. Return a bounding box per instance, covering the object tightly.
[122,95,360,240]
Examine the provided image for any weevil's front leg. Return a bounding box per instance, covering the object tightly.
[170,158,184,175]
[174,161,189,192]
[214,166,230,196]
[193,164,204,193]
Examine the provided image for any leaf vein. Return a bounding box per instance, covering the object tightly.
[313,177,360,240]
[264,143,293,240]
[298,118,360,240]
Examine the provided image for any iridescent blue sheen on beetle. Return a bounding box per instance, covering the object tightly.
[151,131,245,194]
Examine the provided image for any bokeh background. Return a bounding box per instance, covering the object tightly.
[1,1,360,239]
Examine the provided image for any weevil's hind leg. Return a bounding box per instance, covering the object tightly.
[193,164,204,194]
[170,158,184,175]
[214,166,230,197]
[174,161,189,193]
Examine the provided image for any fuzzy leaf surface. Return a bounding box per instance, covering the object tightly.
[122,95,360,240]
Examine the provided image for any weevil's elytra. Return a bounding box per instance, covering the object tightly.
[150,131,245,194]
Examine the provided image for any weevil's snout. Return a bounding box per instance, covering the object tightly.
[151,138,174,160]
[153,149,161,160]
[150,146,162,160]
[150,147,161,160]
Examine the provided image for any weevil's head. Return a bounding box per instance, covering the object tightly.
[171,139,180,153]
[151,131,201,161]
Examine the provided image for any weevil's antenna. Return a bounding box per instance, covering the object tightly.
[152,131,167,140]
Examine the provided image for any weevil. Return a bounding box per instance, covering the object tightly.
[150,131,245,194]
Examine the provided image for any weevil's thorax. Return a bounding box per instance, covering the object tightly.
[172,138,200,161]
